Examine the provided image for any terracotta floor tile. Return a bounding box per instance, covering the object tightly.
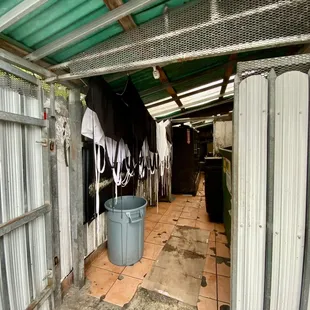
[209,231,216,242]
[164,209,182,217]
[198,208,209,216]
[199,272,217,300]
[144,228,152,241]
[146,206,166,215]
[177,218,196,227]
[153,222,175,234]
[216,232,228,244]
[204,255,216,274]
[197,296,217,310]
[185,202,200,209]
[145,230,171,245]
[168,205,184,212]
[216,243,230,258]
[145,213,162,222]
[183,206,199,213]
[86,266,118,298]
[199,202,206,208]
[215,223,226,233]
[92,250,125,274]
[174,196,190,202]
[180,210,198,220]
[196,220,215,231]
[104,275,142,307]
[218,275,230,303]
[144,220,157,231]
[196,212,211,223]
[143,242,163,260]
[159,215,179,225]
[208,241,216,256]
[217,257,230,277]
[122,258,154,280]
[218,302,230,309]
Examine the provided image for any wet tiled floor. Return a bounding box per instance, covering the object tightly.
[85,181,231,309]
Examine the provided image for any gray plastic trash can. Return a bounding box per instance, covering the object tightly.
[105,196,147,266]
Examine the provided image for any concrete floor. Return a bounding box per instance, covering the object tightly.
[60,178,231,310]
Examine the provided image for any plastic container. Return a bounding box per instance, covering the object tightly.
[105,196,147,266]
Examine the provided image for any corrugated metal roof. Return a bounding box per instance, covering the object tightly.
[0,0,191,62]
[0,1,305,119]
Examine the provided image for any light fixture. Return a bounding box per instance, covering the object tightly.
[152,66,160,79]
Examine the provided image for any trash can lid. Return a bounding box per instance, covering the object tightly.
[105,196,147,212]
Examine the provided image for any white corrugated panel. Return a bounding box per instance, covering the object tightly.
[270,71,309,310]
[148,101,180,118]
[236,75,268,310]
[0,88,47,309]
[85,213,107,257]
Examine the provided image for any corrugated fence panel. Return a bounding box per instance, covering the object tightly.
[236,75,268,310]
[85,213,107,257]
[0,87,48,309]
[270,71,309,310]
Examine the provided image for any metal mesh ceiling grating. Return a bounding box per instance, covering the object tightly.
[55,0,310,78]
[237,53,310,80]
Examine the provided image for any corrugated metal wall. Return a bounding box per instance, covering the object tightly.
[233,66,310,310]
[234,75,268,310]
[270,71,309,310]
[0,86,50,309]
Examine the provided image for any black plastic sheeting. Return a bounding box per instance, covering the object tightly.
[82,141,139,224]
[83,77,157,224]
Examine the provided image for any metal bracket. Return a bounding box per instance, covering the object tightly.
[36,139,48,147]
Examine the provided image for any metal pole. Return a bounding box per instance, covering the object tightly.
[68,88,85,288]
[48,83,62,307]
[263,69,276,310]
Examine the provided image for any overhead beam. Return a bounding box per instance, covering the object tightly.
[0,0,48,32]
[25,0,158,61]
[0,36,85,88]
[103,0,137,30]
[0,59,38,85]
[219,54,237,99]
[0,48,82,90]
[156,66,184,110]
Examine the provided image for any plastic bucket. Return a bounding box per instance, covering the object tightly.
[105,196,147,266]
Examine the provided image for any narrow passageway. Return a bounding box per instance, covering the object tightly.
[61,176,230,309]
